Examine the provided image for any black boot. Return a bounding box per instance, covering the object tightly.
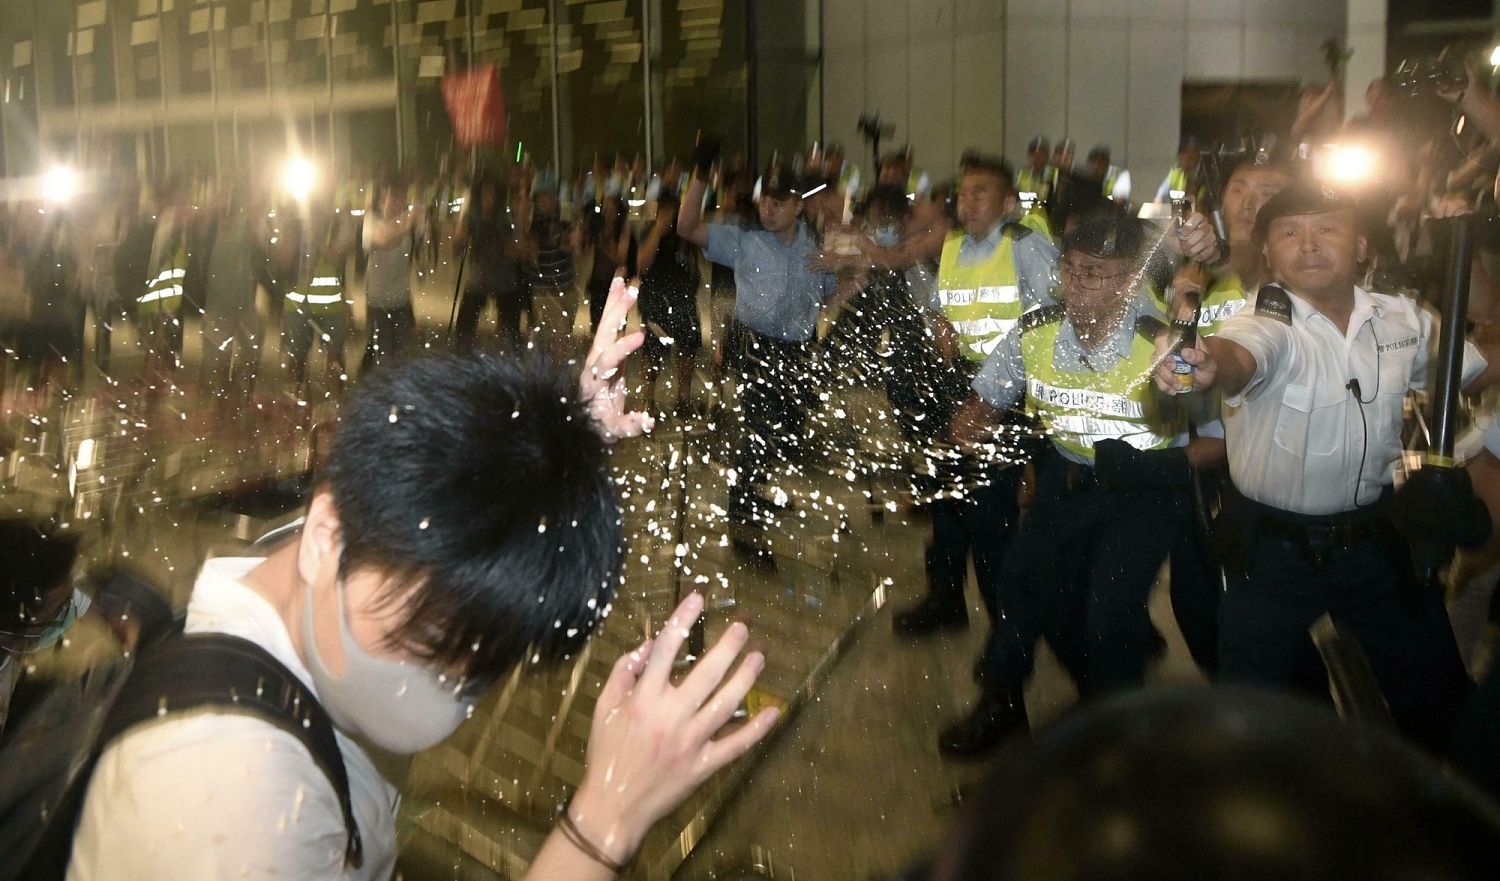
[893,547,969,637]
[893,592,969,636]
[939,687,1029,759]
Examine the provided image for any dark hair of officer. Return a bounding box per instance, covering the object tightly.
[322,353,620,692]
[1062,205,1146,262]
[930,687,1500,881]
[961,154,1016,194]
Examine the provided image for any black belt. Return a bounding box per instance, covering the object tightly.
[1256,514,1381,548]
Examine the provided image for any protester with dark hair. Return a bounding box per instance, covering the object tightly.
[453,177,525,352]
[940,207,1193,757]
[65,278,778,880]
[0,518,83,738]
[637,191,701,417]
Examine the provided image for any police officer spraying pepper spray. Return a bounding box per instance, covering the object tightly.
[1156,181,1500,750]
[936,206,1199,758]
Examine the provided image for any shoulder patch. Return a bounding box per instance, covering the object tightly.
[1135,314,1168,341]
[1019,304,1065,333]
[1253,284,1294,326]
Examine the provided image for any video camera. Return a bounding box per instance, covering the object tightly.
[1392,50,1468,98]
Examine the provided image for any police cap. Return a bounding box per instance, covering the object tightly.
[1062,205,1146,261]
[758,159,811,199]
[1253,180,1359,241]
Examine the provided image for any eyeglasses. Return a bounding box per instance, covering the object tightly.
[1059,262,1131,290]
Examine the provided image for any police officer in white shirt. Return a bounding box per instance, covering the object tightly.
[1158,181,1500,748]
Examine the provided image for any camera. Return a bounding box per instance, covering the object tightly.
[1392,50,1468,97]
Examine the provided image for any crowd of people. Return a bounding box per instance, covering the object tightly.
[8,58,1500,880]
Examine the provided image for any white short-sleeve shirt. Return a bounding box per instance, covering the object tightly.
[67,558,401,881]
[1217,285,1486,515]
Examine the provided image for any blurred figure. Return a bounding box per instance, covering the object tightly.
[360,180,417,370]
[1083,144,1131,203]
[926,688,1500,881]
[72,187,131,377]
[585,193,635,332]
[199,185,262,405]
[453,176,525,352]
[1015,136,1052,206]
[0,517,82,738]
[524,180,581,352]
[135,183,194,382]
[636,191,702,417]
[280,204,355,399]
[1155,138,1205,204]
[17,207,84,396]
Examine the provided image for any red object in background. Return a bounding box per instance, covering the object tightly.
[442,65,508,147]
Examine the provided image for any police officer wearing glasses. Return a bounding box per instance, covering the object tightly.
[939,207,1200,757]
[1157,181,1500,749]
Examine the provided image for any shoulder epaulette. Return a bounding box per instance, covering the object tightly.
[1002,220,1033,240]
[1253,285,1294,326]
[1135,314,1168,341]
[1019,304,1065,333]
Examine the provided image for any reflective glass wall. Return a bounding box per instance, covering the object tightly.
[0,0,820,183]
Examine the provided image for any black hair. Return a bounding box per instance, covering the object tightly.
[860,184,911,223]
[1061,205,1146,261]
[961,154,1015,192]
[0,517,79,633]
[324,353,620,690]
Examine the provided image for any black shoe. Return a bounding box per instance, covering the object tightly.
[732,537,778,572]
[938,689,1029,759]
[892,593,969,637]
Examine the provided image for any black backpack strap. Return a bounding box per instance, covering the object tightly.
[98,633,363,865]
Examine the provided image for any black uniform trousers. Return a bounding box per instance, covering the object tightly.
[1216,492,1473,751]
[728,324,816,528]
[979,448,1190,694]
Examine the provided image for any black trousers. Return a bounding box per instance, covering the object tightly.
[1218,507,1473,751]
[362,303,416,373]
[729,326,814,527]
[980,449,1189,694]
[455,285,524,352]
[926,466,1022,627]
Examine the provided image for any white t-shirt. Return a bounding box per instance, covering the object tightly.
[1218,286,1487,515]
[67,558,400,881]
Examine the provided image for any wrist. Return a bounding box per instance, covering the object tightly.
[568,781,646,865]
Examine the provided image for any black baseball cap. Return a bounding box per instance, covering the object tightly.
[1253,180,1359,241]
[758,160,812,199]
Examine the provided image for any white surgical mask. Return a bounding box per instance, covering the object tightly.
[301,578,474,754]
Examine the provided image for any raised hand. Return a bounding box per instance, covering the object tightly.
[567,592,779,864]
[581,275,653,442]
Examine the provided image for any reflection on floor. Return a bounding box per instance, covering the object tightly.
[0,255,1205,881]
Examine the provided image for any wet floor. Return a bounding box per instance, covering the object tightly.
[0,249,1205,881]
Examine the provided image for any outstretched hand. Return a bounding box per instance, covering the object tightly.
[581,275,653,442]
[568,592,779,864]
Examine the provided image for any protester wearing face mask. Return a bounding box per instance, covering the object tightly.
[65,279,779,881]
[0,518,85,740]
